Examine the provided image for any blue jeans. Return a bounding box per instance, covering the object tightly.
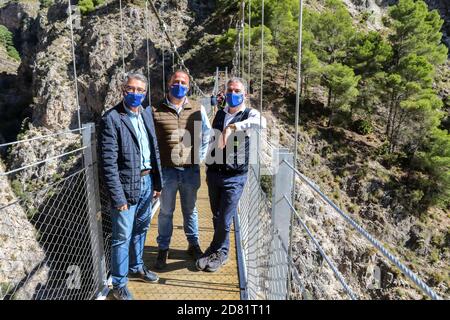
[157,166,201,250]
[206,170,247,257]
[111,174,154,289]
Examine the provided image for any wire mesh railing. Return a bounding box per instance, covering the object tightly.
[1,118,443,300]
[0,124,108,300]
[283,160,443,300]
[236,129,443,300]
[237,157,304,300]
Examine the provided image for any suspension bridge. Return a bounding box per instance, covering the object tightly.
[0,0,444,300]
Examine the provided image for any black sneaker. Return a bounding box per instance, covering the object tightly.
[187,244,203,260]
[112,285,133,300]
[129,265,159,283]
[195,248,213,271]
[205,251,228,273]
[155,249,168,270]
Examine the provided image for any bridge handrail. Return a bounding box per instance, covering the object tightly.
[282,194,357,300]
[0,146,87,177]
[281,159,442,300]
[0,127,83,149]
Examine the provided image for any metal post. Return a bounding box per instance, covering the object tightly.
[271,148,293,300]
[214,67,219,95]
[225,67,228,86]
[82,123,108,297]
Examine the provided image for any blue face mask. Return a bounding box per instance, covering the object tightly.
[226,92,244,108]
[170,83,189,99]
[124,92,145,107]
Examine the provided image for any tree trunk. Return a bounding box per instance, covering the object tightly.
[327,93,334,127]
[284,63,290,88]
[386,91,396,137]
[304,77,309,99]
[300,75,304,97]
[327,86,332,109]
[388,103,401,153]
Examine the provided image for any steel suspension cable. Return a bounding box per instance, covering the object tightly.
[172,51,175,72]
[67,0,81,130]
[159,2,166,97]
[162,42,166,96]
[282,159,443,300]
[248,0,251,87]
[288,0,305,300]
[147,0,205,96]
[118,0,126,74]
[241,1,245,80]
[145,0,152,106]
[258,0,264,181]
[0,127,83,148]
[237,25,241,77]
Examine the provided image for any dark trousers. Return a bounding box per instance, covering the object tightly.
[206,170,247,256]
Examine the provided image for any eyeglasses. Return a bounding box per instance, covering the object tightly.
[226,88,243,94]
[124,85,146,94]
[171,80,189,86]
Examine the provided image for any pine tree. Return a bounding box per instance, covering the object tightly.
[268,0,298,87]
[321,63,360,126]
[346,31,393,117]
[382,0,448,153]
[309,0,356,64]
[415,127,450,208]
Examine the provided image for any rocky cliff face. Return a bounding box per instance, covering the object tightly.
[0,0,216,136]
[343,0,450,47]
[0,161,50,299]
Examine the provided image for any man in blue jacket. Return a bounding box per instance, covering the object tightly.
[100,72,163,300]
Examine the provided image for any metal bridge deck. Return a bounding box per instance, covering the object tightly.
[115,167,241,300]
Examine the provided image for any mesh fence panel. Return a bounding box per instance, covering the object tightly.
[0,126,107,300]
[238,164,303,300]
[0,168,104,299]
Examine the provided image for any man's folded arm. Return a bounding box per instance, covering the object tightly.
[199,105,212,162]
[234,109,267,131]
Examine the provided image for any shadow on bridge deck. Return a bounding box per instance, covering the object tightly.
[107,167,241,300]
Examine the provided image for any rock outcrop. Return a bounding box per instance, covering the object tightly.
[0,161,49,300]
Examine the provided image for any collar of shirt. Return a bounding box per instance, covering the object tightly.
[224,104,246,116]
[123,102,142,118]
[166,96,189,115]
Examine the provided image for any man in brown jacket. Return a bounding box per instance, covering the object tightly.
[152,70,211,269]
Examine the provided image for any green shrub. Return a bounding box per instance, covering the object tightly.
[0,25,20,61]
[360,11,372,23]
[78,0,95,15]
[352,119,373,135]
[409,189,424,205]
[429,248,440,264]
[6,44,19,60]
[260,175,273,199]
[428,271,445,286]
[39,0,54,8]
[311,154,321,167]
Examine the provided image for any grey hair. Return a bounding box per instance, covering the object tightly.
[123,72,148,87]
[226,77,247,93]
